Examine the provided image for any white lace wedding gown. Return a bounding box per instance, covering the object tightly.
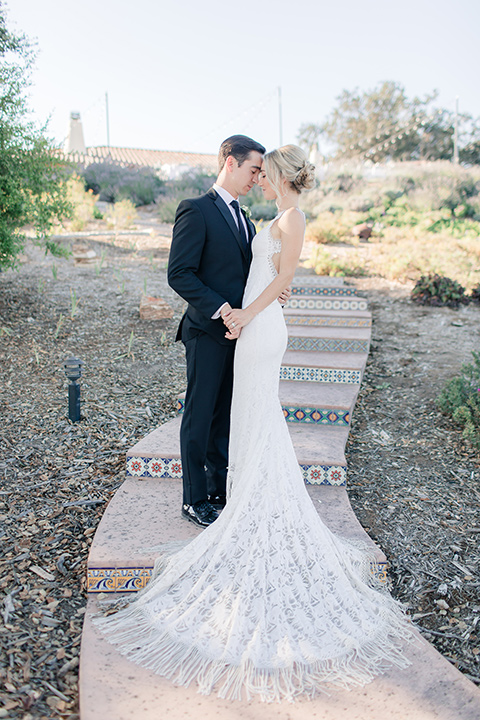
[95,214,414,701]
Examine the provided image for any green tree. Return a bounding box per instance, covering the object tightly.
[297,123,323,157]
[311,81,475,163]
[0,3,72,269]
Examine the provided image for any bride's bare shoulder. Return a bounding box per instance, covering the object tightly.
[278,207,305,236]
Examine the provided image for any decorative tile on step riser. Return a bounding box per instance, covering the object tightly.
[87,567,153,593]
[287,337,369,353]
[126,456,347,485]
[285,315,372,328]
[287,298,368,311]
[87,561,389,593]
[280,366,361,384]
[283,407,350,425]
[177,398,350,425]
[302,464,346,485]
[126,456,182,479]
[293,276,344,286]
[84,568,162,595]
[291,286,357,297]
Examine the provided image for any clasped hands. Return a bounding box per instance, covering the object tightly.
[222,286,291,340]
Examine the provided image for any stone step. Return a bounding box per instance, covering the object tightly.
[287,324,371,353]
[286,295,368,311]
[284,307,372,328]
[280,380,358,426]
[177,382,357,427]
[80,598,480,720]
[280,350,367,384]
[86,480,384,594]
[126,416,348,486]
[81,479,480,718]
[293,274,344,286]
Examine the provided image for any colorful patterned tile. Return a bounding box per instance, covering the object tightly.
[279,366,361,384]
[86,567,118,593]
[87,566,154,593]
[126,456,146,476]
[301,464,346,485]
[287,298,368,311]
[291,286,358,297]
[283,406,350,426]
[285,315,372,328]
[293,276,344,286]
[373,561,388,584]
[178,400,350,424]
[287,337,369,353]
[126,456,182,478]
[87,562,386,593]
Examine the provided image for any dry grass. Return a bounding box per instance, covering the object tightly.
[307,228,480,288]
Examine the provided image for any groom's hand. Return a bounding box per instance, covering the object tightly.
[278,285,291,306]
[225,326,241,340]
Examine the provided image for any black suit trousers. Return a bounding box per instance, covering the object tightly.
[181,332,235,506]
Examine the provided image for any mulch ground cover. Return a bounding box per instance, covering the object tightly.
[0,229,479,718]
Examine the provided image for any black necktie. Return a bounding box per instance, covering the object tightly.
[230,200,249,250]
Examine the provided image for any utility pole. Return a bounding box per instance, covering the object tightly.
[105,92,111,149]
[278,86,283,146]
[453,96,459,164]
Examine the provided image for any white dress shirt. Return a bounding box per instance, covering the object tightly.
[211,183,249,320]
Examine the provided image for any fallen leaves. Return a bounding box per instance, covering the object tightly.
[0,231,185,718]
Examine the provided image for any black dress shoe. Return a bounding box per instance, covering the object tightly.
[208,494,227,510]
[182,500,218,527]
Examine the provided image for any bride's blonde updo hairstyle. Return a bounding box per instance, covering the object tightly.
[263,144,316,198]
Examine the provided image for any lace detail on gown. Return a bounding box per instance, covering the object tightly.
[94,215,415,702]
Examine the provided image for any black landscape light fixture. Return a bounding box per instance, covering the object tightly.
[64,356,84,422]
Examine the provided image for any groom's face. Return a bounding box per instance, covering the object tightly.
[231,151,264,197]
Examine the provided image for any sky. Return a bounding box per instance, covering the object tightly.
[5,0,480,156]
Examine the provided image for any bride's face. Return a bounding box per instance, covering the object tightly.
[258,166,277,201]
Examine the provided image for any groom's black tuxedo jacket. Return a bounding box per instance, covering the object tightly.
[168,188,256,346]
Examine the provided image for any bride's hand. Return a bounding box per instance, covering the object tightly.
[222,307,254,332]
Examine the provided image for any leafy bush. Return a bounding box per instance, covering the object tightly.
[437,352,480,450]
[67,175,98,231]
[307,245,366,277]
[306,213,350,244]
[249,203,277,221]
[82,163,164,206]
[411,273,468,308]
[470,283,480,303]
[0,8,72,268]
[156,171,216,222]
[105,199,137,229]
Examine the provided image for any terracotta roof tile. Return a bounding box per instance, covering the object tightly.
[64,146,217,173]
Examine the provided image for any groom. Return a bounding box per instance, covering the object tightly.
[168,135,266,527]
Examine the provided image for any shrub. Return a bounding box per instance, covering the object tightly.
[105,199,137,229]
[411,273,468,308]
[437,352,480,450]
[155,171,216,223]
[157,197,181,224]
[82,163,164,206]
[249,203,277,221]
[307,245,366,277]
[470,283,480,303]
[67,175,98,231]
[306,213,350,244]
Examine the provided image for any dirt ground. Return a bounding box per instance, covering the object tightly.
[0,211,479,718]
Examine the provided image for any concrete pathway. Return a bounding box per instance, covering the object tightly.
[80,275,480,718]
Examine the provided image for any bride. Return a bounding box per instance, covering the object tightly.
[95,145,414,702]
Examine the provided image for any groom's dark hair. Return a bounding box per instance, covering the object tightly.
[218,135,266,172]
